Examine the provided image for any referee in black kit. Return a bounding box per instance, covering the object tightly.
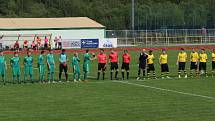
[137,49,148,80]
[59,49,68,82]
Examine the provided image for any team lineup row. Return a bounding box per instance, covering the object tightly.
[0,48,215,85]
[96,48,215,81]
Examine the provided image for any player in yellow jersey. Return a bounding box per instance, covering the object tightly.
[177,48,188,78]
[199,49,208,77]
[190,49,199,77]
[147,50,156,79]
[212,49,215,77]
[159,49,170,79]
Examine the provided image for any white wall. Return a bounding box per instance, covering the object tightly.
[0,28,105,48]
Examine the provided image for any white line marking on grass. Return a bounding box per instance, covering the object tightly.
[114,81,215,100]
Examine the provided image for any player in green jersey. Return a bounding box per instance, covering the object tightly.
[83,49,96,82]
[10,52,21,84]
[0,51,7,85]
[38,50,45,83]
[24,51,33,83]
[47,49,55,83]
[72,53,81,82]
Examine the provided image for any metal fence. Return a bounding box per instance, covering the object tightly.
[106,29,215,47]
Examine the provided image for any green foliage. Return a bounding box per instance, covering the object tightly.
[0,0,214,29]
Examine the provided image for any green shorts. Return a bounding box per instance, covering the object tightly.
[83,63,89,72]
[39,64,45,75]
[12,67,21,76]
[0,67,5,76]
[25,66,33,75]
[48,64,55,73]
[74,66,80,73]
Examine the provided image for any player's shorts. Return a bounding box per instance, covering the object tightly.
[147,64,155,72]
[48,64,55,73]
[98,63,106,71]
[161,64,169,72]
[39,64,45,75]
[212,61,215,70]
[83,63,89,72]
[73,66,80,73]
[199,62,206,71]
[24,66,33,75]
[139,63,146,69]
[0,67,5,75]
[121,62,129,71]
[190,62,198,70]
[12,67,21,76]
[110,62,118,70]
[178,62,186,70]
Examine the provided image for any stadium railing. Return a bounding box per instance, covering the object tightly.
[0,34,52,49]
[106,29,215,47]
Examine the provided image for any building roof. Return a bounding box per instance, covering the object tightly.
[0,17,105,30]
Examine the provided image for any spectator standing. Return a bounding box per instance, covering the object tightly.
[23,40,29,49]
[54,36,59,49]
[58,36,62,49]
[44,36,49,49]
[31,40,37,50]
[36,36,42,49]
[14,40,20,50]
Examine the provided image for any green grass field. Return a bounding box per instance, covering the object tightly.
[1,49,215,121]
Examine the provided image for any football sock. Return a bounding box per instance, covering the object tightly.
[127,71,129,79]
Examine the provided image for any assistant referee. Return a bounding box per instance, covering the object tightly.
[59,49,68,82]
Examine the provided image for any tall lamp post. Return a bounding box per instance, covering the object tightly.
[131,0,135,30]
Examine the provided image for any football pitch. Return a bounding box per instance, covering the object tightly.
[1,48,215,121]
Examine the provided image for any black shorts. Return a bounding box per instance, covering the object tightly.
[190,62,198,70]
[111,62,118,70]
[199,62,206,71]
[161,64,169,72]
[44,43,48,48]
[139,63,146,69]
[59,63,68,73]
[147,64,155,72]
[121,63,129,71]
[212,61,215,70]
[98,63,106,71]
[178,62,186,70]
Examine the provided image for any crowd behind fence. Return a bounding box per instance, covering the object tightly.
[0,34,54,50]
[106,29,215,47]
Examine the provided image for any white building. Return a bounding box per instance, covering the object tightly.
[0,17,105,48]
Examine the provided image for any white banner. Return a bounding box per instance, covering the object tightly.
[62,38,117,49]
[62,39,81,49]
[99,38,117,48]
